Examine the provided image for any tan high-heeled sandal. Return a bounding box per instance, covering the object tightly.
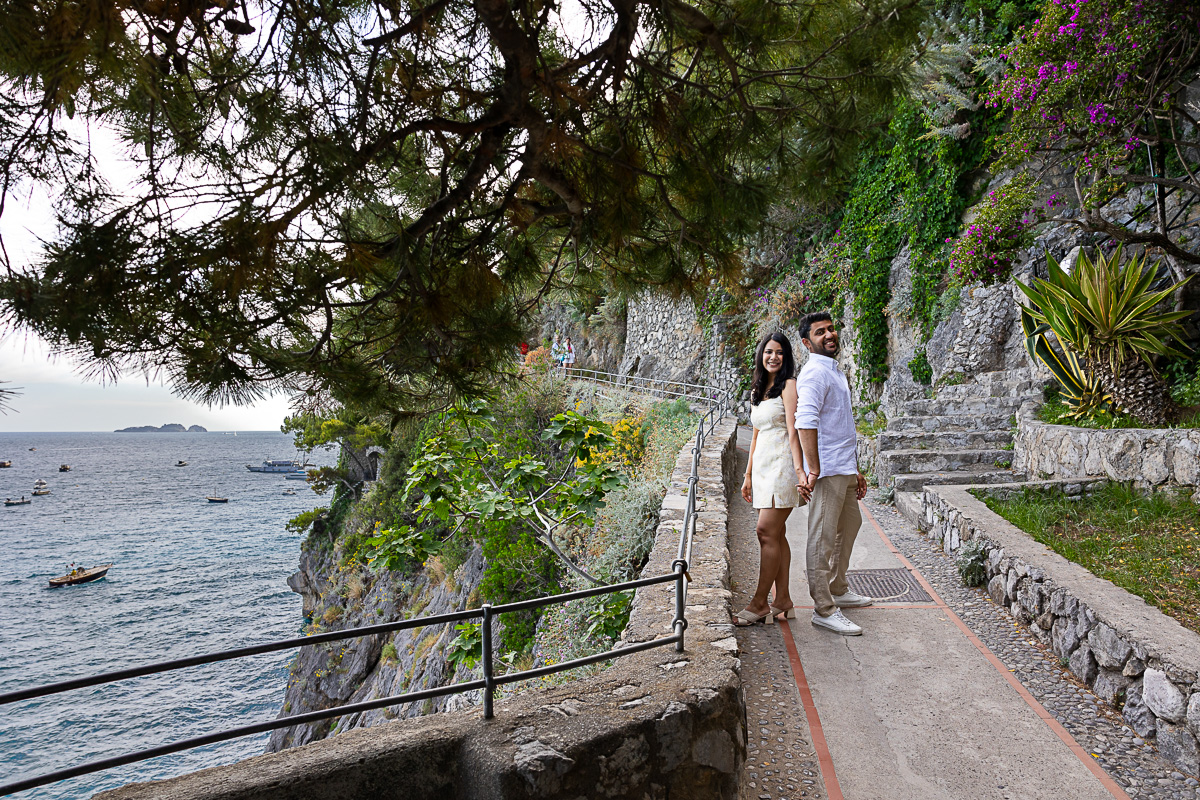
[733,608,775,626]
[771,604,796,619]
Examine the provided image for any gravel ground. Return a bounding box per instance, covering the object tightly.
[865,498,1200,800]
[730,447,829,800]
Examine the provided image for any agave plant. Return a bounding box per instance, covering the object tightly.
[1020,308,1112,422]
[1016,246,1192,426]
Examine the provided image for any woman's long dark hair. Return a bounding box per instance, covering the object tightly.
[750,332,796,405]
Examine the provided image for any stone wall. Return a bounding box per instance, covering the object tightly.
[620,292,743,406]
[1015,401,1200,490]
[98,418,748,800]
[917,482,1200,776]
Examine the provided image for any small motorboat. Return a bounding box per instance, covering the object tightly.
[28,447,36,451]
[31,479,50,497]
[59,464,72,472]
[0,460,11,468]
[175,460,189,467]
[282,488,297,496]
[49,564,112,587]
[284,471,309,481]
[4,496,30,506]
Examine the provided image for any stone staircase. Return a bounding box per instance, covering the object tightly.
[878,370,1044,515]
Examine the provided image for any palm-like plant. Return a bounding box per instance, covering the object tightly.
[1016,246,1192,426]
[1020,308,1112,422]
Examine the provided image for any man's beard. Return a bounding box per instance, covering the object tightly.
[821,339,839,357]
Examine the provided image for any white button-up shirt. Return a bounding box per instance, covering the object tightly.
[794,352,858,477]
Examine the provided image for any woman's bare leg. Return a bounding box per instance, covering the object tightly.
[773,531,793,611]
[746,507,792,615]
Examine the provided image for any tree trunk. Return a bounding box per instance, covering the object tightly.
[1088,354,1180,426]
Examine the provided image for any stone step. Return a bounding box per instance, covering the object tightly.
[934,381,1043,400]
[894,491,924,525]
[899,397,1029,417]
[892,467,1028,493]
[888,414,1015,433]
[878,448,1015,479]
[876,430,1013,451]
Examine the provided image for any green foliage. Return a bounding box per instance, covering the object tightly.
[1016,246,1191,372]
[955,538,988,587]
[908,351,933,385]
[364,524,442,573]
[585,591,633,641]
[380,641,399,666]
[446,622,483,672]
[1021,307,1112,422]
[832,100,997,383]
[854,401,888,438]
[287,507,328,536]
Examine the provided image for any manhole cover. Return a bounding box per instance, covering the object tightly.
[845,568,932,603]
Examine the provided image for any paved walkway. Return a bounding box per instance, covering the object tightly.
[731,427,1193,800]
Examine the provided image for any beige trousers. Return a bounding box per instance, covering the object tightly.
[805,474,861,617]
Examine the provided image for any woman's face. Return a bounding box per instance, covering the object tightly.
[762,340,785,374]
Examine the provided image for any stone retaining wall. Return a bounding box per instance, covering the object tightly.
[98,418,746,800]
[1015,401,1200,490]
[917,482,1200,777]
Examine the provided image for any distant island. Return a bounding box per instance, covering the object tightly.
[115,424,209,433]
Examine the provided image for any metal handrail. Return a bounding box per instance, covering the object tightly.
[1,371,735,798]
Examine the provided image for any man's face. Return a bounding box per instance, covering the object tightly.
[804,319,839,357]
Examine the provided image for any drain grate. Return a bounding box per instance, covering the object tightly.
[845,568,932,603]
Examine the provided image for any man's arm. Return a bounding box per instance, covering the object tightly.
[794,370,823,490]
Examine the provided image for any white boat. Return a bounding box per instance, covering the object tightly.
[284,471,309,481]
[32,479,50,497]
[246,459,302,473]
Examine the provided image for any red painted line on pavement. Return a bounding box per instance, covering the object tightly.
[859,502,1132,800]
[777,619,844,800]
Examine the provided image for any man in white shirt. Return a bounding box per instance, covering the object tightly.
[795,311,873,636]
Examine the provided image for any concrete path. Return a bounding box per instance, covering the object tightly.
[733,427,1127,800]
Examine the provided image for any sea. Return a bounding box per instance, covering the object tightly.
[0,431,335,799]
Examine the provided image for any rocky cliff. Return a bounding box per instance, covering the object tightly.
[268,517,488,750]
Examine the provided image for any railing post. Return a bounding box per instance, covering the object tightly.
[672,562,687,653]
[481,604,495,720]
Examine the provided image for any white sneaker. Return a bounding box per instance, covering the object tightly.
[832,590,873,608]
[811,609,863,636]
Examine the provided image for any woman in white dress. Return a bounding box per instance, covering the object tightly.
[735,332,809,625]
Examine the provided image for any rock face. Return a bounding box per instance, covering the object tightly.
[267,537,489,751]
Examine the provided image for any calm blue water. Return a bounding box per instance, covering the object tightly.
[0,432,333,799]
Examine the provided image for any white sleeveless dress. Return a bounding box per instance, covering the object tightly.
[749,396,801,509]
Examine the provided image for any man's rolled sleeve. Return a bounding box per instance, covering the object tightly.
[794,373,823,430]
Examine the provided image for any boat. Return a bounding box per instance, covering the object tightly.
[0,460,11,468]
[49,564,112,587]
[282,488,297,496]
[284,470,309,481]
[28,447,35,451]
[31,479,50,497]
[176,460,189,467]
[246,459,303,473]
[59,464,71,472]
[4,497,30,506]
[206,496,228,503]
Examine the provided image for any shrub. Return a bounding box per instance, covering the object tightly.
[956,539,988,587]
[380,641,399,666]
[948,172,1043,285]
[447,621,483,671]
[585,591,633,641]
[907,351,932,385]
[524,346,555,374]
